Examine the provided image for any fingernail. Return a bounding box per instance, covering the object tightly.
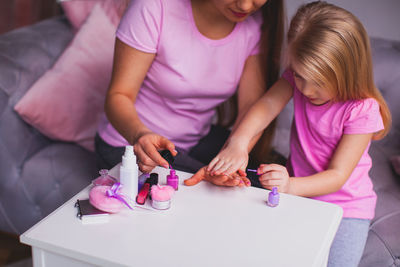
[163,164,169,169]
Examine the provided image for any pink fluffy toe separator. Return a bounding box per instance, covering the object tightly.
[89,185,124,213]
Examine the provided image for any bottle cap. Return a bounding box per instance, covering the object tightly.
[160,150,174,167]
[122,145,136,168]
[149,173,159,185]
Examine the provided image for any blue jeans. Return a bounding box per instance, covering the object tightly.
[328,218,370,267]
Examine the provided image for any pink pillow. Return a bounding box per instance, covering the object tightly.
[14,4,116,151]
[60,0,129,29]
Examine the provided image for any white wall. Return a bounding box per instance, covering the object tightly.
[285,0,400,41]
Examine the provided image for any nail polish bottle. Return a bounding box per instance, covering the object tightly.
[267,187,279,207]
[92,169,116,186]
[166,169,179,190]
[119,146,139,200]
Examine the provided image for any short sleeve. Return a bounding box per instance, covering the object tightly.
[343,98,384,135]
[282,68,296,88]
[116,0,162,53]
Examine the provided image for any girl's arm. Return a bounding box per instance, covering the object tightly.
[233,55,265,137]
[105,39,176,172]
[259,133,373,196]
[208,77,293,176]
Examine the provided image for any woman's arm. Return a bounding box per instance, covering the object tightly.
[258,133,374,196]
[105,39,176,172]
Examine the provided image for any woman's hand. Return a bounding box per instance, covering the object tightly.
[184,166,251,187]
[258,164,290,193]
[207,142,249,176]
[134,132,177,173]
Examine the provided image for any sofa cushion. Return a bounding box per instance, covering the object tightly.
[0,17,98,234]
[1,143,96,233]
[358,38,400,267]
[14,5,116,151]
[60,0,129,30]
[371,38,400,154]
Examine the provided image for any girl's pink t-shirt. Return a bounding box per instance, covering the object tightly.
[282,69,384,219]
[98,0,262,151]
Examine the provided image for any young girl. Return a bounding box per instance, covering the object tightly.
[205,2,391,266]
[95,0,285,185]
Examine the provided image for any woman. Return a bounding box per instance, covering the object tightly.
[95,0,285,186]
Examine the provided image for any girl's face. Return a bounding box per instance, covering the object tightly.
[210,0,268,22]
[291,63,334,106]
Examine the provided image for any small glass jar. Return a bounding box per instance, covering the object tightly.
[92,169,117,186]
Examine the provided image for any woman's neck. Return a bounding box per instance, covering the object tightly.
[191,0,236,40]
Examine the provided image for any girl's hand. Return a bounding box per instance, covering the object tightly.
[207,143,249,176]
[258,164,291,193]
[134,132,177,173]
[184,167,251,187]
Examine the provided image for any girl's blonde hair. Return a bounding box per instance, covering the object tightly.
[287,1,391,139]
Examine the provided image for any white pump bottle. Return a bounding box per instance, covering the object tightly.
[119,145,139,199]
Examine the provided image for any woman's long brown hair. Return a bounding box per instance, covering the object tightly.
[217,0,285,164]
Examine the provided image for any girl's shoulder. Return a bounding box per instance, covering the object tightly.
[345,98,380,117]
[342,98,383,134]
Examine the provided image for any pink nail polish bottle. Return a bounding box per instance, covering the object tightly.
[166,169,179,190]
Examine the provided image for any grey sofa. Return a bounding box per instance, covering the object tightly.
[0,16,399,266]
[0,17,97,235]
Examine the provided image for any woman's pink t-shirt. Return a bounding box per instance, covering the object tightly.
[98,0,262,151]
[282,69,384,219]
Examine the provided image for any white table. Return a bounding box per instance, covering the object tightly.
[20,166,342,267]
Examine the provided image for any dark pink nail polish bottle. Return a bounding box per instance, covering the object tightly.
[167,169,179,190]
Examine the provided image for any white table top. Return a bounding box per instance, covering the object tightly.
[21,166,342,267]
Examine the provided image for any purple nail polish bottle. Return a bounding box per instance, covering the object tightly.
[167,169,179,190]
[267,187,279,207]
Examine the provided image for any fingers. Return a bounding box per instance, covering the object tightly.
[222,177,241,187]
[184,168,205,186]
[241,176,251,187]
[208,157,243,176]
[135,145,158,171]
[258,164,289,192]
[143,142,169,168]
[212,160,233,176]
[163,141,178,157]
[184,167,249,188]
[135,134,176,169]
[138,162,155,174]
[258,163,287,174]
[207,156,220,172]
[259,177,282,190]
